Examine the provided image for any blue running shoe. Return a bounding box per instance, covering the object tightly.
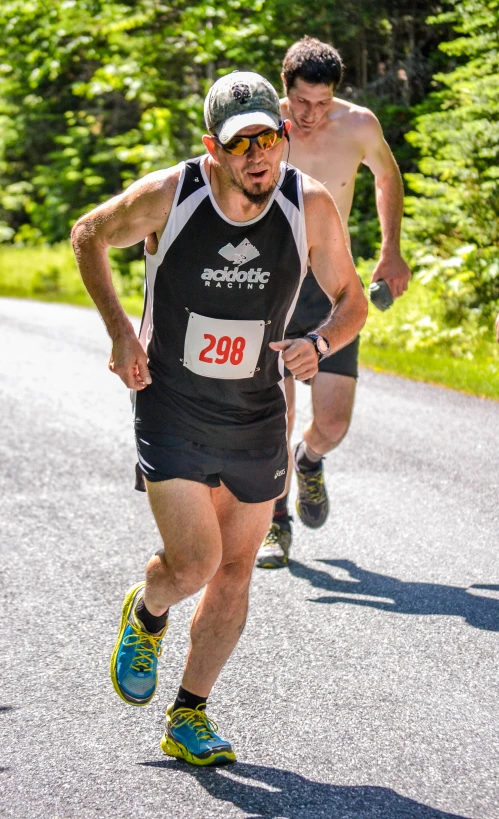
[160,704,236,766]
[110,582,167,706]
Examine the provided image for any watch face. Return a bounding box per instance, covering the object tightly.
[316,336,329,354]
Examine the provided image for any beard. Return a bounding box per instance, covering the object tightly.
[231,172,277,207]
[217,157,277,207]
[241,187,274,206]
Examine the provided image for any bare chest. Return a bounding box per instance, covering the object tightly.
[288,131,364,221]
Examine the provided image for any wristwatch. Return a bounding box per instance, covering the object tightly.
[306,333,330,361]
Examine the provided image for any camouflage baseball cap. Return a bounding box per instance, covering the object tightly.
[204,71,281,145]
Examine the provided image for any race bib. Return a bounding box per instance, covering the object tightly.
[183,312,265,379]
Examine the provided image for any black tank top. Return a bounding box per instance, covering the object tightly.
[135,156,308,448]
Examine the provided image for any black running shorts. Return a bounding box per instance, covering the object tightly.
[135,431,288,504]
[284,270,359,380]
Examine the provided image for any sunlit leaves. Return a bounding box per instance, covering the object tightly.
[404,0,499,322]
[0,0,281,242]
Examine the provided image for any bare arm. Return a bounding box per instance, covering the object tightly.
[361,112,411,299]
[270,177,368,380]
[71,167,180,389]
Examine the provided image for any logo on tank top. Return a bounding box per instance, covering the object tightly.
[219,239,260,266]
[201,239,271,290]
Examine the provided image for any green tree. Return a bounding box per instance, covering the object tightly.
[404,0,499,324]
[0,0,448,258]
[0,0,276,244]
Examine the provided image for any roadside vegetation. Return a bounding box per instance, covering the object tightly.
[358,259,499,400]
[0,241,143,316]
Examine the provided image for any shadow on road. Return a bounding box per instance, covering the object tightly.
[289,559,499,632]
[139,760,470,818]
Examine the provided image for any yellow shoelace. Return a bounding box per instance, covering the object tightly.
[172,708,219,741]
[124,621,163,674]
[298,471,324,503]
[264,523,282,545]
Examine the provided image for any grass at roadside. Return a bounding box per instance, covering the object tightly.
[0,241,143,315]
[1,241,498,400]
[358,258,499,401]
[0,242,91,302]
[359,343,499,400]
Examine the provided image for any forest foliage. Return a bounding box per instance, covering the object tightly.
[405,0,499,329]
[0,0,498,344]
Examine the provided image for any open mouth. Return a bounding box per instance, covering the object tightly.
[247,169,268,182]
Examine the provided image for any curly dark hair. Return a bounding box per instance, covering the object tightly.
[282,36,344,91]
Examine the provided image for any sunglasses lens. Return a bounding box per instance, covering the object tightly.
[225,136,251,155]
[258,129,280,150]
[222,125,284,155]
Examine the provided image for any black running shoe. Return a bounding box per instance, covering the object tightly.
[294,448,329,529]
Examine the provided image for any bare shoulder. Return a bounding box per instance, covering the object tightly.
[333,97,382,138]
[72,162,185,246]
[121,163,183,207]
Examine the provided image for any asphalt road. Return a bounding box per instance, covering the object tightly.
[1,298,498,819]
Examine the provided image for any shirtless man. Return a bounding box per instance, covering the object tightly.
[257,37,411,569]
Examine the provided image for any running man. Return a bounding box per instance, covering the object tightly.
[257,37,411,569]
[72,71,367,766]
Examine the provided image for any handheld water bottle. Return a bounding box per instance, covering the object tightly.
[368,279,393,311]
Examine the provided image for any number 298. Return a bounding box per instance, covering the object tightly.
[199,334,246,365]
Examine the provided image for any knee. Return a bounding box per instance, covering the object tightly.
[217,557,254,596]
[148,550,220,597]
[170,565,213,597]
[315,415,351,450]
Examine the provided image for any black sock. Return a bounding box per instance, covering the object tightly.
[295,441,322,473]
[173,686,207,713]
[273,494,291,529]
[135,598,169,634]
[274,495,288,516]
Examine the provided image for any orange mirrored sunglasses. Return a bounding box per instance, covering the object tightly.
[214,123,285,156]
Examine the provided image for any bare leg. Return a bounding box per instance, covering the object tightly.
[182,485,273,695]
[144,479,223,616]
[145,477,273,697]
[303,372,356,456]
[256,376,296,568]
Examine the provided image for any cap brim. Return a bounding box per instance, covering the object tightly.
[217,111,281,145]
